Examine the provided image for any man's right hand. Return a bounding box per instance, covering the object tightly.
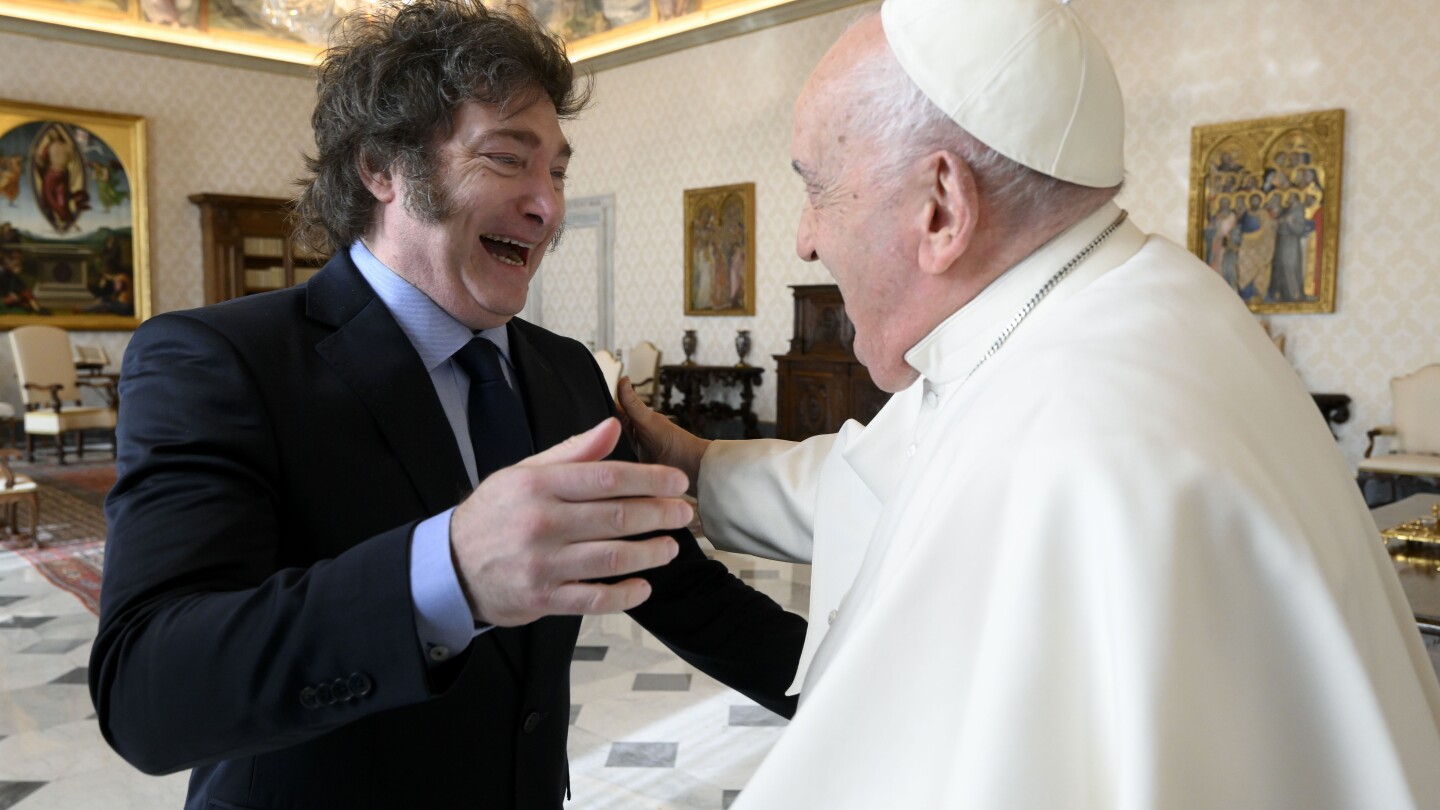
[450,417,689,627]
[616,378,711,494]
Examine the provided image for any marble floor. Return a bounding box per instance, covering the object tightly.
[0,530,808,810]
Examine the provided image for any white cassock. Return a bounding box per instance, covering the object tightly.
[701,202,1440,809]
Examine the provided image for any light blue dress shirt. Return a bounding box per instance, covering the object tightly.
[349,241,514,664]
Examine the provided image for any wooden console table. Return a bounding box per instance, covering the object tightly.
[658,364,764,439]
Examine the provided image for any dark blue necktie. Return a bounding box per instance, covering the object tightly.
[452,337,534,483]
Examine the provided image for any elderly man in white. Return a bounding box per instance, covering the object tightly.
[620,0,1440,807]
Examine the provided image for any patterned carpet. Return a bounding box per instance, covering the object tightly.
[0,460,114,616]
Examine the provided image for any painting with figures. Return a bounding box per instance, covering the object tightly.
[0,100,149,329]
[1187,109,1344,314]
[683,182,755,316]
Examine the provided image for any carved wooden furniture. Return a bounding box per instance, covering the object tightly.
[658,364,763,439]
[0,448,38,544]
[189,193,327,305]
[9,325,117,464]
[774,285,889,441]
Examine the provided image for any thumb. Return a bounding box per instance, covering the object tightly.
[517,416,621,468]
[616,377,646,416]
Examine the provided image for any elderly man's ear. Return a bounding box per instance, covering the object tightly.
[915,150,977,277]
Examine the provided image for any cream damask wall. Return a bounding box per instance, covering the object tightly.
[2,0,1436,471]
[566,0,1440,468]
[0,28,314,407]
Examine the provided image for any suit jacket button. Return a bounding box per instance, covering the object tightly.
[347,672,373,697]
[523,712,543,733]
[300,687,320,709]
[316,683,336,706]
[331,677,353,702]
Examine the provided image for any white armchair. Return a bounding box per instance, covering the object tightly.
[1358,364,1440,504]
[9,325,117,464]
[592,349,623,402]
[625,340,662,406]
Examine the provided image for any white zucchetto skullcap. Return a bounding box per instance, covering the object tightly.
[880,0,1125,188]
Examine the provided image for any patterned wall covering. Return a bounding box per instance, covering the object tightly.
[3,0,1438,472]
[565,0,1440,468]
[0,28,314,408]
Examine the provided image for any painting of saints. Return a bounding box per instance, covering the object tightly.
[29,123,90,233]
[0,155,21,207]
[689,203,718,311]
[717,194,747,310]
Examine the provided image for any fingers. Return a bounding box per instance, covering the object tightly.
[517,495,692,544]
[517,417,621,469]
[546,535,679,583]
[521,459,688,504]
[547,577,654,615]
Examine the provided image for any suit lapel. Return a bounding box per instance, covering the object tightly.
[308,258,472,514]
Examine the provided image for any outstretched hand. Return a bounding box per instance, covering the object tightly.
[450,417,691,627]
[616,377,711,494]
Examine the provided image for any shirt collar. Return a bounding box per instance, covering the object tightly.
[349,240,512,369]
[903,202,1143,386]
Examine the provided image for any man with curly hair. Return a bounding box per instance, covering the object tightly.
[90,2,805,807]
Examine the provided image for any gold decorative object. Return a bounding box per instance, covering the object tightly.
[1382,504,1440,547]
[0,99,150,330]
[1187,109,1344,315]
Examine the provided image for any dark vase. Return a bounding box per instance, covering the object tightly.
[681,329,697,365]
[734,329,751,367]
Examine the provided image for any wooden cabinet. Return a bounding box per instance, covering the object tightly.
[774,284,890,441]
[189,194,327,305]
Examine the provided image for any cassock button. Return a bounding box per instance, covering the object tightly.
[428,645,451,662]
[347,672,373,697]
[523,712,543,732]
[905,444,916,458]
[923,390,939,408]
[827,609,838,625]
[300,687,320,709]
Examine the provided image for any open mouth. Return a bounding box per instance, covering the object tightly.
[480,234,533,267]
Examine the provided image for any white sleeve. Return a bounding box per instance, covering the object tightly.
[696,434,838,564]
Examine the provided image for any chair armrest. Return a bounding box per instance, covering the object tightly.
[1365,425,1397,458]
[77,377,117,400]
[23,382,64,413]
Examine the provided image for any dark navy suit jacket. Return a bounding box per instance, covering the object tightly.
[90,252,805,809]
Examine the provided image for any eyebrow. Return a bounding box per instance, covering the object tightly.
[480,127,574,159]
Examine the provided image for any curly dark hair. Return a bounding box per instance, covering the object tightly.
[293,0,590,254]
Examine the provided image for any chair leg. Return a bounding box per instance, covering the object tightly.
[55,433,66,465]
[25,432,33,463]
[77,430,86,460]
[27,493,37,549]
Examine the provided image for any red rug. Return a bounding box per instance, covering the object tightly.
[0,460,114,615]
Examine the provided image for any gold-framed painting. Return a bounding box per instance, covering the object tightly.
[684,182,755,316]
[0,99,150,330]
[1187,108,1344,315]
[0,0,863,74]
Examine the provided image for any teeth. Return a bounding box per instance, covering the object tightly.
[494,254,524,266]
[482,234,536,249]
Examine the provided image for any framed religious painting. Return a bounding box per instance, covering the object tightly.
[0,99,150,330]
[683,182,755,316]
[1187,109,1344,315]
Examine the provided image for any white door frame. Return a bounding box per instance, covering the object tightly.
[524,194,615,350]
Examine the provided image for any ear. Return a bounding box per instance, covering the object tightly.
[915,150,978,277]
[356,149,398,204]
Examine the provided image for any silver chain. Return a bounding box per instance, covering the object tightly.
[966,209,1129,380]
